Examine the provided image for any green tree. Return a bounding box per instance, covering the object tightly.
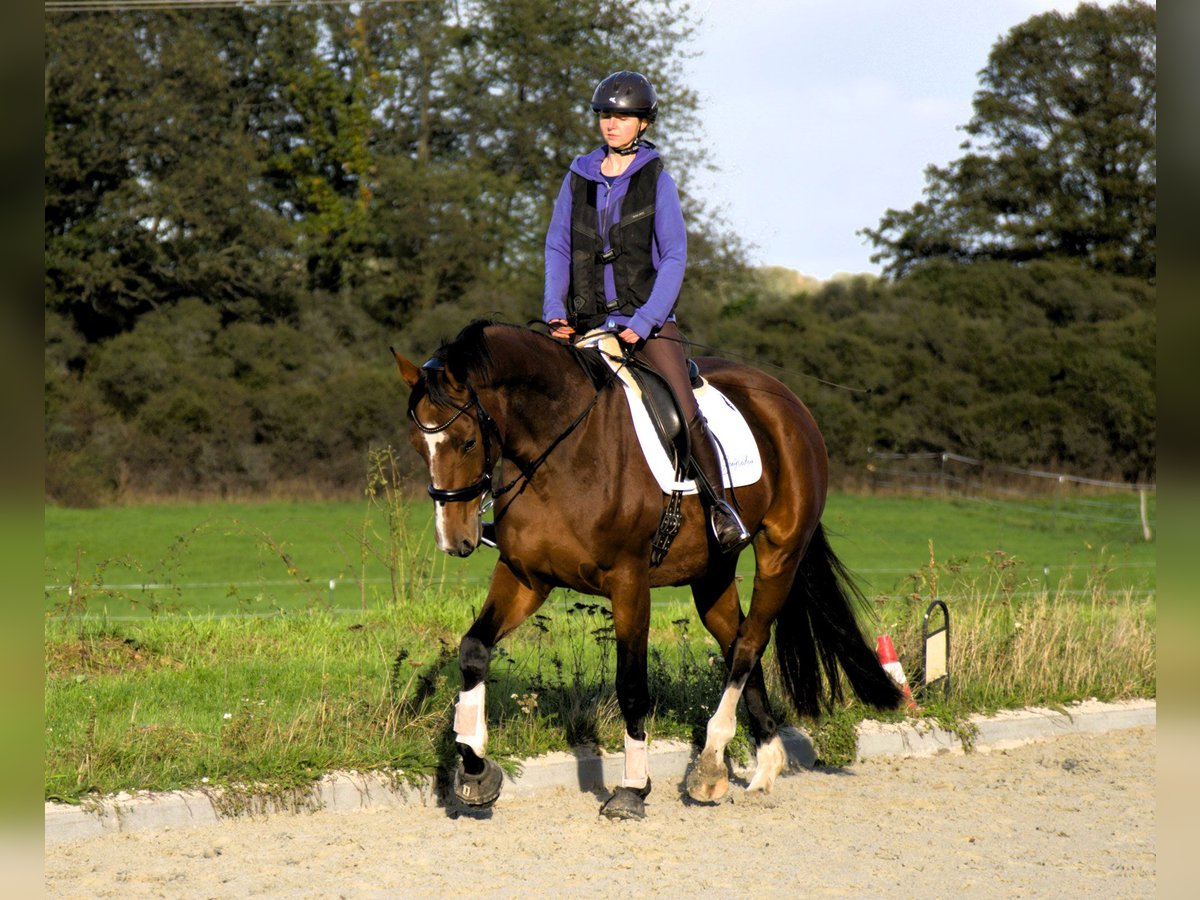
[862,1,1155,281]
[716,260,1154,482]
[45,10,302,343]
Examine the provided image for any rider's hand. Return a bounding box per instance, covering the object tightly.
[549,319,575,342]
[618,327,640,345]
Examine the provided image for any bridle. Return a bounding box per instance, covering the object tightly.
[408,386,499,505]
[409,354,607,513]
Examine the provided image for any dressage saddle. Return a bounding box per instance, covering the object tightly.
[624,356,703,466]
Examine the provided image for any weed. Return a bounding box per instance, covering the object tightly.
[359,447,442,607]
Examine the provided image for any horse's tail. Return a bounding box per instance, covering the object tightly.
[774,523,902,718]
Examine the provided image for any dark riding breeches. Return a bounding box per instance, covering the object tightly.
[631,321,698,423]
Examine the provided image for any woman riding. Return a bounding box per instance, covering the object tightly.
[543,70,750,553]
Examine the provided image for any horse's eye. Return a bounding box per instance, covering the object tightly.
[463,439,477,454]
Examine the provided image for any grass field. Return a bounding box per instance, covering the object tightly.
[43,490,1156,619]
[44,489,1156,803]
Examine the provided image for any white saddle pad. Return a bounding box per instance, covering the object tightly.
[579,333,763,496]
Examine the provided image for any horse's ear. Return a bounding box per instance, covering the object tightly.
[391,348,423,388]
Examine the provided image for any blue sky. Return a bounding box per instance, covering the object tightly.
[681,0,1142,279]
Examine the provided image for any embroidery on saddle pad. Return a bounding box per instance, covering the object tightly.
[578,332,764,496]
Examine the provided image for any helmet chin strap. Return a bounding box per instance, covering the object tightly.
[610,123,649,156]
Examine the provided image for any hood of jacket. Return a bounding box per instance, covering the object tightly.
[568,142,661,184]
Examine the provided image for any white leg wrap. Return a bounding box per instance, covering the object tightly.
[622,734,649,789]
[453,682,487,757]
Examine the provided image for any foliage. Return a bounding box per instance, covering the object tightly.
[861,1,1155,281]
[43,0,726,503]
[689,260,1155,482]
[43,2,1155,502]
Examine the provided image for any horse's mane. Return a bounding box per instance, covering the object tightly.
[424,319,613,407]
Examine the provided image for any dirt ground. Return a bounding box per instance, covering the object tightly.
[45,726,1155,898]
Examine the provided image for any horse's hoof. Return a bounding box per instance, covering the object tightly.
[685,753,730,803]
[600,785,648,820]
[454,757,503,808]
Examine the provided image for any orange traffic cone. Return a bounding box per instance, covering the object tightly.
[876,634,917,711]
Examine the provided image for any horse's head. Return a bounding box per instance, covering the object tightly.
[394,348,493,558]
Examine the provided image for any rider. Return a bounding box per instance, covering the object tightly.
[543,70,750,553]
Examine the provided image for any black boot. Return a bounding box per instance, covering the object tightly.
[687,416,751,553]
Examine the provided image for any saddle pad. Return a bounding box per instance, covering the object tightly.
[580,333,763,496]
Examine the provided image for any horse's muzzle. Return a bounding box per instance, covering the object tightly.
[446,538,477,558]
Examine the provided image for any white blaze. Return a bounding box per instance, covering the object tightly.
[423,431,454,551]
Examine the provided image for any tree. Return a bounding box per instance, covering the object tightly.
[43,1,730,501]
[45,10,302,343]
[862,1,1155,282]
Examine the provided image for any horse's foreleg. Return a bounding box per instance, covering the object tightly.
[599,573,653,820]
[452,562,547,808]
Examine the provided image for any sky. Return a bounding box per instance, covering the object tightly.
[680,0,1141,279]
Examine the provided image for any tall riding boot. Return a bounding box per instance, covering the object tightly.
[687,416,751,553]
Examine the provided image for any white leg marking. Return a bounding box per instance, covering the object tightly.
[747,734,787,793]
[622,733,649,789]
[453,682,487,756]
[702,675,749,757]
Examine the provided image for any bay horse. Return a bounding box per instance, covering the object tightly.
[393,320,900,819]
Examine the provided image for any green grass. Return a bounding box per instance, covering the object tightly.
[44,490,1155,618]
[44,488,1156,803]
[45,596,730,803]
[821,491,1156,599]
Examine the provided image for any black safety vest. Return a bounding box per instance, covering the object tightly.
[568,158,662,333]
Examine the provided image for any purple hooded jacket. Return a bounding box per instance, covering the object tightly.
[543,144,687,340]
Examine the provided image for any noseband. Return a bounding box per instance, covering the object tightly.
[409,389,498,504]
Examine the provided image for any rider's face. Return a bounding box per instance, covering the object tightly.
[598,112,644,150]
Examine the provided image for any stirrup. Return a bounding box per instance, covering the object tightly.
[710,500,750,553]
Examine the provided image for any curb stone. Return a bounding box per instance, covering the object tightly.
[44,698,1154,847]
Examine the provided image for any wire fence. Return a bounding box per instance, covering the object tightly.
[45,450,1156,620]
[865,449,1156,540]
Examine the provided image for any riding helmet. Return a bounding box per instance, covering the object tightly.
[590,71,658,123]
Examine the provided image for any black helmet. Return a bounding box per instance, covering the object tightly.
[590,71,658,123]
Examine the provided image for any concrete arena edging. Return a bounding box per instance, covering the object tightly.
[45,698,1155,847]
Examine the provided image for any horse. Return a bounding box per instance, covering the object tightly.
[393,320,900,819]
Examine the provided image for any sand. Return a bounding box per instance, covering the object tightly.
[45,725,1155,898]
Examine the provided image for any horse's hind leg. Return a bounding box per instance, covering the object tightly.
[742,672,787,794]
[687,570,786,801]
[453,561,548,807]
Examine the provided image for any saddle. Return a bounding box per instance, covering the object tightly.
[578,332,762,496]
[624,356,702,467]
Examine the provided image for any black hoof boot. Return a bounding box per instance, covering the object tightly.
[454,757,503,808]
[711,501,751,554]
[599,778,652,821]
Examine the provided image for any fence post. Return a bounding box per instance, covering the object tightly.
[1139,489,1153,541]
